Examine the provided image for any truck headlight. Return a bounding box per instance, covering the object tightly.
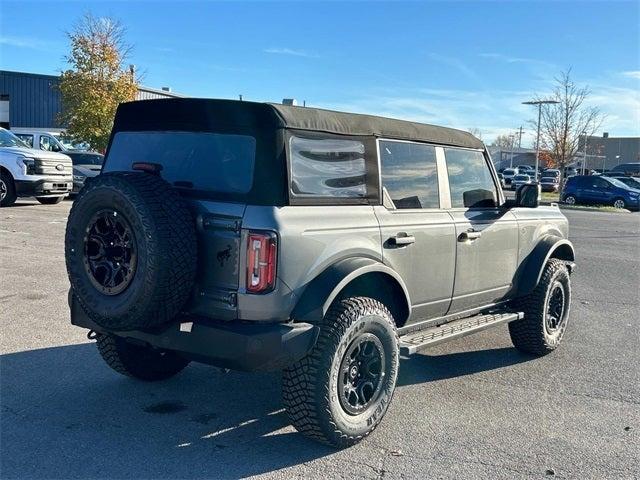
[17,156,36,175]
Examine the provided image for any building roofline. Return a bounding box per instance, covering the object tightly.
[1,69,184,97]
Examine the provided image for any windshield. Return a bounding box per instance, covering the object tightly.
[104,131,256,194]
[0,129,29,148]
[69,153,104,166]
[504,169,515,175]
[541,177,557,182]
[514,175,529,181]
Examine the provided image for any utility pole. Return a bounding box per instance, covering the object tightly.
[582,132,588,175]
[523,100,559,181]
[517,126,524,149]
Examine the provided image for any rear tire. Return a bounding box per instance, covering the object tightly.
[36,196,65,205]
[96,333,190,381]
[0,170,17,207]
[282,297,399,448]
[509,259,571,356]
[563,195,576,205]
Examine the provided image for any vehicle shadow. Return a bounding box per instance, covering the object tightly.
[398,346,533,387]
[1,343,532,479]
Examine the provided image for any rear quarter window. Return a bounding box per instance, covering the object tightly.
[104,131,256,194]
[289,136,366,198]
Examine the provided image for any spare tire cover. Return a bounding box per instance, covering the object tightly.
[65,171,197,331]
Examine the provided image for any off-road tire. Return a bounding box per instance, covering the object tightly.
[0,170,17,207]
[96,333,190,381]
[282,297,399,448]
[36,196,64,205]
[65,171,197,331]
[509,259,571,356]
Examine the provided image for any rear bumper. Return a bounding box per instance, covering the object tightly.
[69,293,318,372]
[15,178,72,197]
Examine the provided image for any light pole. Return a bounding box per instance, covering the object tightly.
[523,99,559,181]
[581,131,588,175]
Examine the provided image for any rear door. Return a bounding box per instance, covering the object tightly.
[444,147,519,313]
[374,139,456,321]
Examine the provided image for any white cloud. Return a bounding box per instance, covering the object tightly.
[426,53,477,80]
[264,47,318,58]
[0,35,51,50]
[621,70,640,80]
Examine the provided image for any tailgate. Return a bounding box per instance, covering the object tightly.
[187,200,246,321]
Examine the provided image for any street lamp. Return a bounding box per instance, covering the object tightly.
[522,99,560,180]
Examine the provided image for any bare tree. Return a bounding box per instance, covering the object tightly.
[533,70,604,185]
[468,127,483,140]
[491,134,514,149]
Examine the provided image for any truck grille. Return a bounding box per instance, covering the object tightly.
[35,158,71,175]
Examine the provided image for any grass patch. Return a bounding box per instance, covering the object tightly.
[541,192,560,203]
[559,204,631,213]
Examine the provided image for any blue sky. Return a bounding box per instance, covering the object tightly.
[1,1,639,144]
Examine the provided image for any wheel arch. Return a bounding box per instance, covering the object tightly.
[513,236,575,297]
[290,257,411,327]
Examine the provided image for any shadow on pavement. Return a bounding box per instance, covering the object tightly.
[1,342,531,479]
[398,346,533,387]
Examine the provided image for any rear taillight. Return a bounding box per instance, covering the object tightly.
[246,231,277,293]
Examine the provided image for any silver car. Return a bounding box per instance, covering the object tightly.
[65,99,576,448]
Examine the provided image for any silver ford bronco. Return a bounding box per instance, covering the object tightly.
[65,99,575,447]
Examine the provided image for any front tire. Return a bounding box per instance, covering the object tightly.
[282,297,399,448]
[509,259,571,356]
[564,194,576,205]
[96,333,190,381]
[0,170,17,207]
[613,198,626,209]
[36,196,65,205]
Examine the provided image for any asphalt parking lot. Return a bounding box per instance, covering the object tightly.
[1,199,638,479]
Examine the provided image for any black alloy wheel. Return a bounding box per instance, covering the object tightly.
[83,210,137,296]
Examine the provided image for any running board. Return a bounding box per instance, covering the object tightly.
[399,312,523,355]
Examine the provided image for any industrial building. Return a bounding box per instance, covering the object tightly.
[0,70,181,133]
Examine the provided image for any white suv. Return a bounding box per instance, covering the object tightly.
[0,128,73,206]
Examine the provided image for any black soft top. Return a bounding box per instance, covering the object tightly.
[113,98,484,149]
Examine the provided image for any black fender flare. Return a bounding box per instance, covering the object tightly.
[514,236,575,297]
[290,257,411,324]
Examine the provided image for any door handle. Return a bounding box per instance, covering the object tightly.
[390,233,415,246]
[458,229,482,242]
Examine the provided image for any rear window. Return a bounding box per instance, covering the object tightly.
[105,131,256,193]
[503,169,516,175]
[514,175,530,181]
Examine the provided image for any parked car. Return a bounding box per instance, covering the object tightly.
[511,173,532,190]
[610,162,640,177]
[502,167,519,185]
[540,176,560,192]
[0,128,72,207]
[497,172,506,188]
[66,98,575,448]
[606,175,640,190]
[562,175,640,210]
[542,168,561,178]
[66,152,104,194]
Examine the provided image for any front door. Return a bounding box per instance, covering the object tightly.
[374,140,456,322]
[443,147,519,313]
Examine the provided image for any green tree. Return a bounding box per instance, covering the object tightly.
[59,14,138,151]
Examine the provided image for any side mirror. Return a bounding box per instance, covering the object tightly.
[516,183,540,208]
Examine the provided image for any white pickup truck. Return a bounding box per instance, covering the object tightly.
[0,128,73,207]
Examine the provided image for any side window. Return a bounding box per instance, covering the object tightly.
[289,136,366,198]
[591,177,609,189]
[445,148,497,208]
[16,134,34,147]
[39,135,52,151]
[379,140,439,209]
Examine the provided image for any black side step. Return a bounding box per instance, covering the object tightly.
[399,312,523,355]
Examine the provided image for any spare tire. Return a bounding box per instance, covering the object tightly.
[65,171,197,331]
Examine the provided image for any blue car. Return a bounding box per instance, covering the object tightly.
[562,175,640,210]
